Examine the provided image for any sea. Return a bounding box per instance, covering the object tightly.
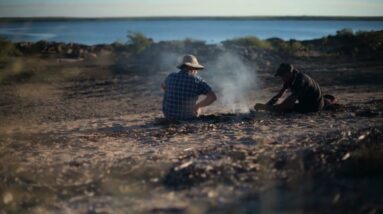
[0,19,382,45]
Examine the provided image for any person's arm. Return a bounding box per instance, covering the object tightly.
[162,75,171,91]
[194,91,217,113]
[275,87,287,99]
[161,82,166,91]
[273,95,297,112]
[266,87,287,106]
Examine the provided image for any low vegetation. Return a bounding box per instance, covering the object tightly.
[268,38,311,56]
[126,32,154,54]
[0,30,382,84]
[222,36,272,49]
[0,37,21,62]
[309,29,383,57]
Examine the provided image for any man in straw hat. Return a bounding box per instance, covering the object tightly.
[257,63,324,113]
[161,54,217,120]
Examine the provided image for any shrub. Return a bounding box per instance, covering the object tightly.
[111,41,129,52]
[126,32,153,54]
[182,38,206,46]
[0,37,20,62]
[162,38,206,52]
[320,30,383,57]
[222,36,271,49]
[269,39,310,56]
[355,30,383,52]
[336,28,354,37]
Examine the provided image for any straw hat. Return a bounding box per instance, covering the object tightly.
[177,54,204,70]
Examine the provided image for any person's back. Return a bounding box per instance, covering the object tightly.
[163,71,212,120]
[290,70,323,113]
[162,55,216,120]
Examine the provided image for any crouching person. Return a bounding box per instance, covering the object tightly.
[161,54,217,120]
[267,63,324,113]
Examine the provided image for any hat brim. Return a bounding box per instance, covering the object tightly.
[177,62,204,70]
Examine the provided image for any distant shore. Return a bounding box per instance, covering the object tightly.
[1,18,382,45]
[1,16,383,22]
[0,29,382,86]
[1,30,382,60]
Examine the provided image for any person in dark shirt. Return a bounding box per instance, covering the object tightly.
[266,63,324,113]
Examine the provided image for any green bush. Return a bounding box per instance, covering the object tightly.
[355,31,383,52]
[182,38,206,46]
[126,32,153,54]
[111,41,129,52]
[319,30,383,56]
[336,28,354,37]
[269,39,310,56]
[0,37,20,62]
[222,36,272,49]
[164,38,206,51]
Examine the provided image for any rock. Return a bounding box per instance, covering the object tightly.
[341,153,351,160]
[3,192,13,204]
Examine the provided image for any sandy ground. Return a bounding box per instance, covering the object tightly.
[0,56,383,213]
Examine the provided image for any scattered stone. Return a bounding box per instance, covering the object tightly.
[3,192,13,204]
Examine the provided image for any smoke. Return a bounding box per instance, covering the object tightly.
[157,51,183,72]
[204,52,258,113]
[153,50,258,113]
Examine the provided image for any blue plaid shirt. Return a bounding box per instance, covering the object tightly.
[163,70,212,120]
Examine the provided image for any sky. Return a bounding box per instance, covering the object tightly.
[0,0,383,17]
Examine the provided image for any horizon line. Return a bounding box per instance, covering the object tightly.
[1,15,383,20]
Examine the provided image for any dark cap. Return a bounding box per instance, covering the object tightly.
[275,63,294,77]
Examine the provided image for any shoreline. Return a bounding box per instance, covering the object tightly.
[1,19,381,46]
[2,29,382,47]
[1,16,383,22]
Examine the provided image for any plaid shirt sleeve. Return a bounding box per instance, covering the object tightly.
[196,77,212,95]
[164,75,170,87]
[162,72,213,120]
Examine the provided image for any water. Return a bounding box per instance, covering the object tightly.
[0,19,382,45]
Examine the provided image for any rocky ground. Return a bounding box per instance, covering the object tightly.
[0,46,382,213]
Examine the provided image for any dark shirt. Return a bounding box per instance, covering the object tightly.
[284,70,324,112]
[163,70,212,120]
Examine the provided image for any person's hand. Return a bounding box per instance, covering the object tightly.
[160,83,166,91]
[254,103,268,110]
[194,105,201,116]
[266,96,279,106]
